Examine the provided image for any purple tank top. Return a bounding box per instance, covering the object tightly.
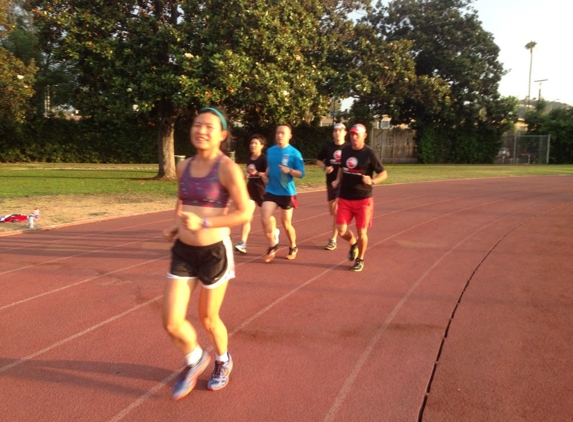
[178,155,230,208]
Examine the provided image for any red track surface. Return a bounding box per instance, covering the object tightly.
[1,176,572,422]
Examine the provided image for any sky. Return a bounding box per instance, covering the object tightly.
[345,1,572,108]
[474,0,573,105]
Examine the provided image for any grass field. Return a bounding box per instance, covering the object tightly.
[1,163,572,233]
[2,163,573,199]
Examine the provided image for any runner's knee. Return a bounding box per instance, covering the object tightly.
[163,318,185,338]
[200,314,221,333]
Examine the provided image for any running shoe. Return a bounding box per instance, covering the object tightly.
[273,227,280,245]
[234,241,247,254]
[351,258,364,272]
[264,244,279,263]
[172,350,211,400]
[207,354,233,391]
[286,246,298,260]
[348,243,359,261]
[324,239,337,251]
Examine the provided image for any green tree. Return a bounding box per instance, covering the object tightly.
[0,0,36,127]
[368,0,516,163]
[30,0,361,178]
[526,102,573,164]
[344,18,449,125]
[3,2,75,117]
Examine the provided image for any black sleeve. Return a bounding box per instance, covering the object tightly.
[370,149,384,174]
[257,154,268,172]
[316,144,328,162]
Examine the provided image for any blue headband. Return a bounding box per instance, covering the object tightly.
[200,107,228,131]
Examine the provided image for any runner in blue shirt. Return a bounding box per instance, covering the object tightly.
[260,124,305,262]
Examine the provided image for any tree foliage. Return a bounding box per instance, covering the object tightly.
[526,102,573,164]
[0,0,36,127]
[5,0,526,166]
[29,0,362,178]
[365,0,517,163]
[348,15,449,124]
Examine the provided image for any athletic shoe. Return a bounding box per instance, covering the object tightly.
[172,351,211,400]
[273,228,280,245]
[348,243,359,261]
[264,244,279,263]
[234,241,247,254]
[207,354,233,391]
[324,239,337,251]
[351,258,364,272]
[286,246,298,260]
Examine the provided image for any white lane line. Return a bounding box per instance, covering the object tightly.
[0,295,162,375]
[3,186,549,420]
[0,216,172,253]
[0,234,167,277]
[0,256,168,311]
[323,202,571,422]
[107,195,520,421]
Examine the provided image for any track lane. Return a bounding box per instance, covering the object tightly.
[0,176,571,422]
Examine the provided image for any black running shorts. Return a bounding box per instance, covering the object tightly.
[168,238,234,288]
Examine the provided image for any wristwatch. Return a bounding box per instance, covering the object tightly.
[201,217,212,229]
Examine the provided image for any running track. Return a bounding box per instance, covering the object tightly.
[1,176,572,422]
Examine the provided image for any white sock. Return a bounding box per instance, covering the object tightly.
[185,345,203,366]
[216,351,229,363]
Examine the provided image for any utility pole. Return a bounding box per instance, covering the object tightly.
[534,79,548,104]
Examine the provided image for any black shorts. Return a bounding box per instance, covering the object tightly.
[247,182,265,207]
[168,237,235,289]
[326,184,340,202]
[263,192,298,210]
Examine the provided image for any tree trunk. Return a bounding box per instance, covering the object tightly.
[155,113,176,181]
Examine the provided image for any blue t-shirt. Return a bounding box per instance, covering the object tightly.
[265,144,305,196]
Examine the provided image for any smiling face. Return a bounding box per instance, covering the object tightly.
[190,111,228,152]
[275,125,292,148]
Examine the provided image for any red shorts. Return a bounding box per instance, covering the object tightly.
[336,197,374,229]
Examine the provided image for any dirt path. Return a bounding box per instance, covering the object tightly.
[0,195,174,233]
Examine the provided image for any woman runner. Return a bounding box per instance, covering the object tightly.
[162,107,252,400]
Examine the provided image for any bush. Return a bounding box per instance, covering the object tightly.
[0,116,339,164]
[0,116,156,163]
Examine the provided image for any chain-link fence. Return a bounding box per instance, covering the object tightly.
[495,134,551,164]
[370,128,550,165]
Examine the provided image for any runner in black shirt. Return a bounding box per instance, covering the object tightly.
[234,134,267,254]
[332,123,388,272]
[316,122,349,251]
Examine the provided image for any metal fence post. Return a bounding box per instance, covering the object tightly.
[513,134,517,164]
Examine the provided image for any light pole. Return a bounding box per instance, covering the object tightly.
[534,79,548,104]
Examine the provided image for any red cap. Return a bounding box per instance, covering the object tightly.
[349,124,366,134]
